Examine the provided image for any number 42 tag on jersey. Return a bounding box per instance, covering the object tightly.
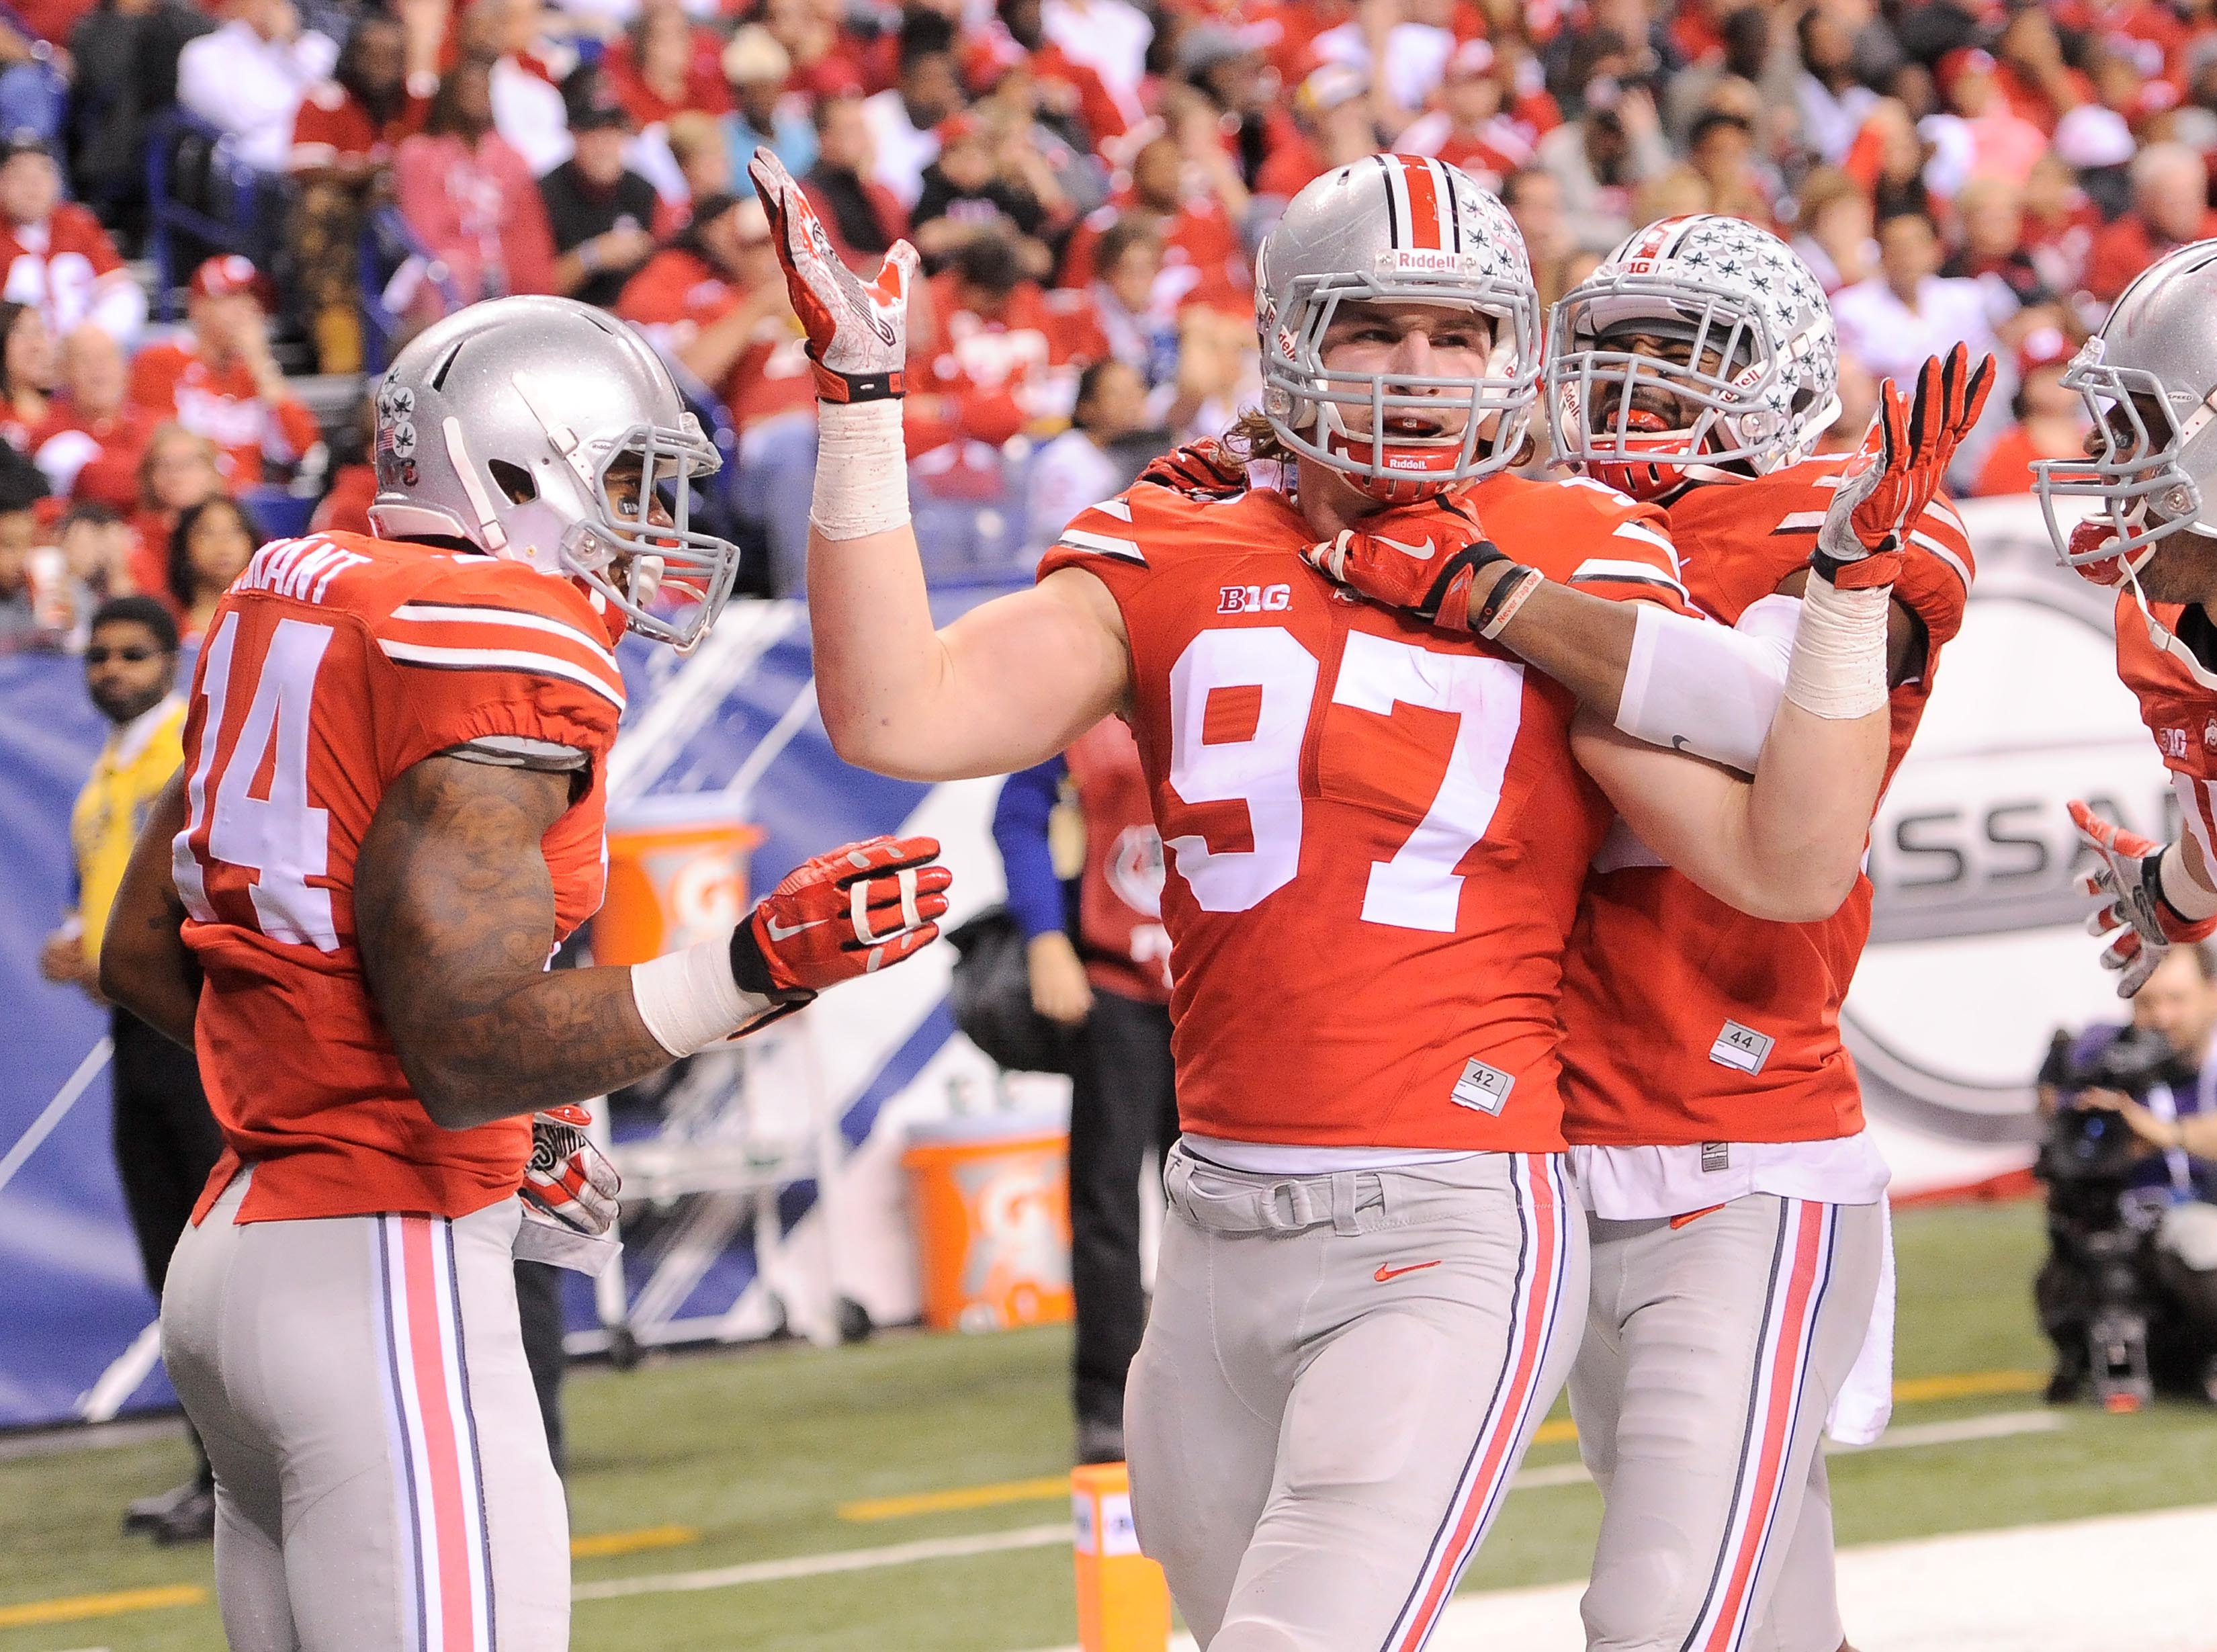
[1450,1058,1515,1115]
[1708,1020,1776,1075]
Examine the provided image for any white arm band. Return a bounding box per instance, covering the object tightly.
[810,399,912,541]
[2161,837,2217,923]
[1615,594,1800,775]
[629,938,784,1057]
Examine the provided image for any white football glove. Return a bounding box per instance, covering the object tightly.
[2070,801,2217,998]
[746,147,917,404]
[516,1106,621,1274]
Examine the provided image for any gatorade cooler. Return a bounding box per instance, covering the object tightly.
[903,1115,1074,1332]
[597,795,763,967]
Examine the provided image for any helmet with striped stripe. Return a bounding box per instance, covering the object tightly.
[367,295,742,651]
[1545,214,1838,501]
[1255,153,1541,503]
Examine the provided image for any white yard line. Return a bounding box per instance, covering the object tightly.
[572,1411,2066,1608]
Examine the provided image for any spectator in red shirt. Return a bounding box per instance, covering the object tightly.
[1063,130,1248,310]
[2084,139,2217,303]
[1993,7,2093,136]
[126,422,221,600]
[605,0,730,129]
[908,226,1103,466]
[760,0,871,103]
[1974,326,2089,496]
[803,89,908,261]
[130,256,322,493]
[0,298,54,449]
[392,54,557,312]
[1395,39,1537,187]
[912,111,1068,277]
[286,11,431,373]
[619,191,818,592]
[965,0,1135,154]
[31,322,155,507]
[0,132,144,345]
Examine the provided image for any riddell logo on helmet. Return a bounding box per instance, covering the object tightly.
[1375,249,1487,276]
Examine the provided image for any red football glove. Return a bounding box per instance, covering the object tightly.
[1299,492,1507,634]
[730,834,952,999]
[520,1106,620,1237]
[1137,439,1249,501]
[2071,801,2217,998]
[2067,519,2131,588]
[747,148,916,404]
[1815,343,1994,590]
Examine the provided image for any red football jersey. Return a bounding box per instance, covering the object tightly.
[1559,456,1975,1148]
[175,531,625,1225]
[1037,471,1690,1152]
[0,204,130,339]
[2114,591,2217,867]
[1066,715,1172,1004]
[129,341,323,488]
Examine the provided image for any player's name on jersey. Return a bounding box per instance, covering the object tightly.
[234,537,374,606]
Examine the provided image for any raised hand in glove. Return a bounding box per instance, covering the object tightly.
[747,148,916,404]
[1137,438,1249,501]
[521,1105,619,1237]
[1299,491,1507,633]
[2070,800,2217,997]
[730,834,953,1002]
[1815,342,1993,589]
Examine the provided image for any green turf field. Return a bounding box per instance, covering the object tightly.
[6,1199,2216,1651]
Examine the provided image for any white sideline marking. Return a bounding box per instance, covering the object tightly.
[572,1412,2066,1608]
[572,1522,1074,1602]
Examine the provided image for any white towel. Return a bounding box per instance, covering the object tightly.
[1827,1192,1895,1446]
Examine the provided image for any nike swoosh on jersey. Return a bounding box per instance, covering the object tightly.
[1374,535,1440,560]
[1373,1260,1444,1282]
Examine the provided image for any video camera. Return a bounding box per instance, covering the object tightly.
[2035,1024,2199,1408]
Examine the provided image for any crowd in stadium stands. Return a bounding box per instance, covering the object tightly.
[5,0,2217,643]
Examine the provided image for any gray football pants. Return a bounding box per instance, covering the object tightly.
[1569,1194,1884,1652]
[1126,1145,1586,1651]
[161,1172,570,1651]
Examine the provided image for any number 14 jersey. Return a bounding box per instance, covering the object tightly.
[173,532,626,1225]
[1038,472,1690,1154]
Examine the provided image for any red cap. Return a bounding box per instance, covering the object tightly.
[1445,37,1496,80]
[2017,325,2073,376]
[1937,46,1996,99]
[191,254,262,302]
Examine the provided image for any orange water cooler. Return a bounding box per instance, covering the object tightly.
[596,795,764,967]
[902,1115,1073,1332]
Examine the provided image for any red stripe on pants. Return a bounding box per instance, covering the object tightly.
[1393,1156,1559,1651]
[401,1217,479,1652]
[1700,1204,1824,1651]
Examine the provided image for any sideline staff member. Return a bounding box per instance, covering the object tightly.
[39,595,222,1543]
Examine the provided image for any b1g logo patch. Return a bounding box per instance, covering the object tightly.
[1217,583,1292,615]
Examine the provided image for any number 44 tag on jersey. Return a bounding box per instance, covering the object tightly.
[1708,1020,1776,1075]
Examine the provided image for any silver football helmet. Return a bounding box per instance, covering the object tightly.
[1256,154,1541,502]
[1546,215,1839,500]
[367,296,740,650]
[2034,238,2217,570]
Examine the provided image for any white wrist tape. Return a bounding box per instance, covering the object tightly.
[1616,595,1798,775]
[630,938,781,1057]
[2161,839,2217,922]
[810,399,910,541]
[1784,578,1890,720]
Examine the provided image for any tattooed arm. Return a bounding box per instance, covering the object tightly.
[353,754,676,1131]
[101,770,202,1049]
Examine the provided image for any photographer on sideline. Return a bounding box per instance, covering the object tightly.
[2047,945,2217,1401]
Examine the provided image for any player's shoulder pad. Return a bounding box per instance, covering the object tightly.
[1481,472,1690,609]
[373,549,628,717]
[1037,482,1214,586]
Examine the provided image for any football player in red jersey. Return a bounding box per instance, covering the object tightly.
[1541,216,1989,1652]
[97,295,949,1652]
[752,144,1954,1649]
[2036,241,2217,1004]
